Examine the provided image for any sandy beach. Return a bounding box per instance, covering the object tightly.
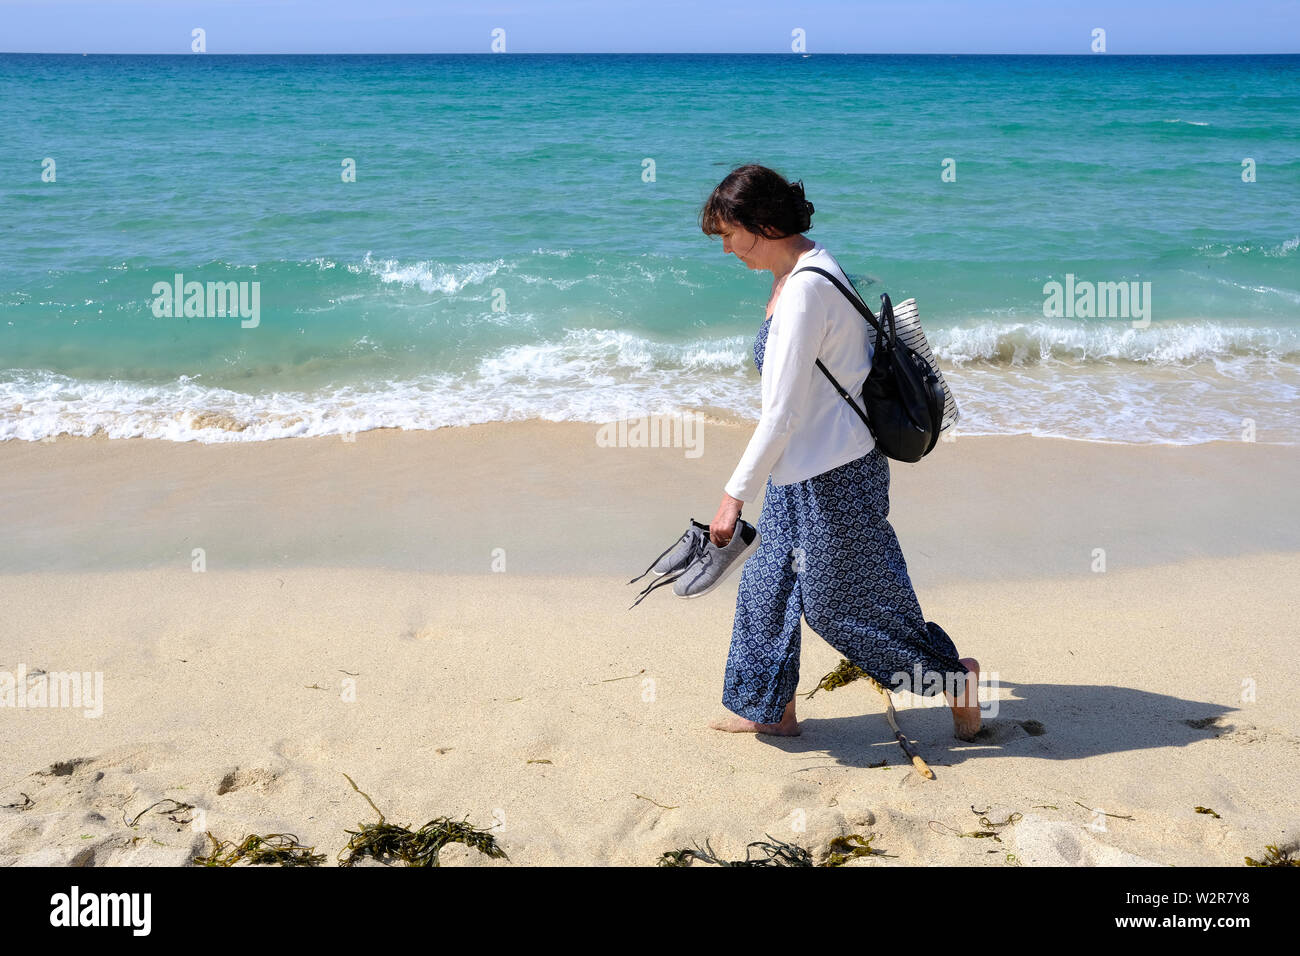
[1,423,1298,866]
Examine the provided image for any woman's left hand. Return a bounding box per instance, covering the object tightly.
[710,494,744,546]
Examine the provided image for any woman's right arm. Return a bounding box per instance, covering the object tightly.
[723,277,830,505]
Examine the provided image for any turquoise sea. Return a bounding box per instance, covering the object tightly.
[2,53,1298,443]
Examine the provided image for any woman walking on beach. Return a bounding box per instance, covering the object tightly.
[699,164,981,741]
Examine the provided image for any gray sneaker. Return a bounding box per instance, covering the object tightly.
[628,519,711,586]
[672,519,760,599]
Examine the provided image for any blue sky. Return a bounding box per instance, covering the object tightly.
[1,0,1296,54]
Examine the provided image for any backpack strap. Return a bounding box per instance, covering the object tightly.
[793,265,884,432]
[814,356,872,430]
[792,266,886,343]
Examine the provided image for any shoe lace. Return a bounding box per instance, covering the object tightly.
[627,527,694,586]
[628,534,712,609]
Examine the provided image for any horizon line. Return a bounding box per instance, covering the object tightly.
[3,51,1297,57]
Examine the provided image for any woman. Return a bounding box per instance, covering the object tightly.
[698,164,981,741]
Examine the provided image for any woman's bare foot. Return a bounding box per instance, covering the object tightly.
[946,658,981,741]
[709,698,800,736]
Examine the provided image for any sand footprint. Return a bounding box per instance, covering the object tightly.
[965,718,1047,744]
[1182,715,1300,747]
[215,767,280,795]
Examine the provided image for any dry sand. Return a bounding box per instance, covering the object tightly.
[1,423,1297,866]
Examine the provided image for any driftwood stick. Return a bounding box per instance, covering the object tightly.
[867,676,936,780]
[804,659,936,780]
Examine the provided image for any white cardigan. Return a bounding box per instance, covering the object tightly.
[724,242,876,504]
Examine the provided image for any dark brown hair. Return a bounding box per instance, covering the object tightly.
[700,164,815,240]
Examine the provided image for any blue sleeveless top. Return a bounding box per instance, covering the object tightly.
[753,314,773,373]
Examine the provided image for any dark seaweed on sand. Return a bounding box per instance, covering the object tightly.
[124,798,194,828]
[659,833,884,867]
[929,808,1023,843]
[339,818,507,868]
[1245,844,1299,867]
[822,833,882,866]
[658,835,815,867]
[194,832,326,867]
[337,773,507,868]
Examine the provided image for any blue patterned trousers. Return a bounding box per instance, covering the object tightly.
[722,446,968,724]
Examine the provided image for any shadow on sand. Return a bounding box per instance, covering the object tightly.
[757,680,1245,771]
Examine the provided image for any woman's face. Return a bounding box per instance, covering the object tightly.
[719,221,766,270]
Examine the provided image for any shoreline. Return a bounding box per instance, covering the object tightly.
[7,421,1300,447]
